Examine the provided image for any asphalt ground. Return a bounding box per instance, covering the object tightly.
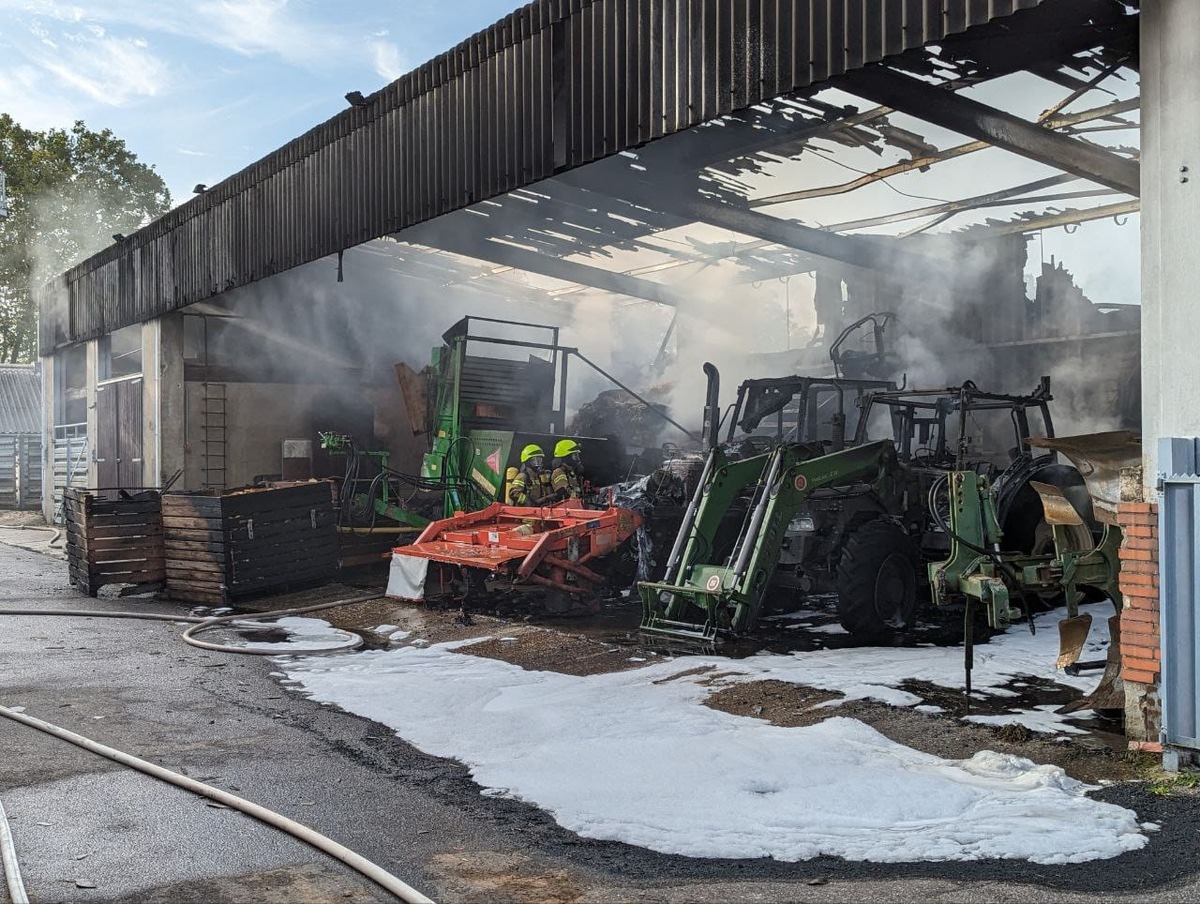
[3,536,1200,903]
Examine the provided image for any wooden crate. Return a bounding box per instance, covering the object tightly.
[64,488,165,596]
[161,481,338,605]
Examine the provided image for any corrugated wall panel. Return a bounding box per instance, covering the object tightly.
[39,0,1047,352]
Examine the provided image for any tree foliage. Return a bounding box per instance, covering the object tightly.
[0,115,171,363]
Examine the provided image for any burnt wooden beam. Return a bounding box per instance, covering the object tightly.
[679,198,950,277]
[841,66,1140,197]
[404,224,690,309]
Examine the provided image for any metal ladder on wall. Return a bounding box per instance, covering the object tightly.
[201,382,227,490]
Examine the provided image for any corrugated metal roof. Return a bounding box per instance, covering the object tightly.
[0,364,42,434]
[38,0,1051,353]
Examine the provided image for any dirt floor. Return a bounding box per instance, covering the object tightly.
[223,574,1155,788]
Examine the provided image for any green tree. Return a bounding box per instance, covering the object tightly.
[0,115,171,363]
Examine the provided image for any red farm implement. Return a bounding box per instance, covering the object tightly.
[388,501,642,612]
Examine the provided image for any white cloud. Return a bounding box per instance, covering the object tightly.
[1,1,353,69]
[35,28,171,104]
[370,38,405,82]
[188,0,347,66]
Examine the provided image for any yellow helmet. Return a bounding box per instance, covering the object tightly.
[520,444,545,463]
[554,439,581,458]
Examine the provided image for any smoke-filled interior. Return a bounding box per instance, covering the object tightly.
[125,5,1140,491]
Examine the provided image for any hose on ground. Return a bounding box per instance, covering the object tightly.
[0,797,30,904]
[0,593,382,655]
[0,524,63,547]
[0,704,433,904]
[180,597,372,655]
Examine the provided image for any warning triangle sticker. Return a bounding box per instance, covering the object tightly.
[486,449,502,473]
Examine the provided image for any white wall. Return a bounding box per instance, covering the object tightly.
[1141,0,1200,486]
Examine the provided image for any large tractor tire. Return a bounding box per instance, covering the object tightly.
[836,520,919,638]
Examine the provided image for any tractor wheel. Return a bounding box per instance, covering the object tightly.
[836,520,919,638]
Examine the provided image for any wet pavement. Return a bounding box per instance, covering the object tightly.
[4,537,1200,902]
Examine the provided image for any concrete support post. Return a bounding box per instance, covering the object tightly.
[1141,0,1200,484]
[143,314,185,488]
[40,354,55,522]
[85,339,99,489]
[1141,0,1200,765]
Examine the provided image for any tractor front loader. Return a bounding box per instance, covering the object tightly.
[639,440,900,642]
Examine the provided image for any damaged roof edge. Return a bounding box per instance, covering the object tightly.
[36,0,1047,356]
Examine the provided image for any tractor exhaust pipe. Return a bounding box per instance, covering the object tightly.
[702,362,720,450]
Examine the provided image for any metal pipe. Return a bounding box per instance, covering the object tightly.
[732,450,785,580]
[702,363,720,451]
[525,573,590,595]
[558,352,570,435]
[662,450,716,585]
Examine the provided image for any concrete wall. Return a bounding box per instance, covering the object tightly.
[1141,0,1200,486]
[179,381,403,491]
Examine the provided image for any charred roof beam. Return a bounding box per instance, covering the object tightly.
[839,66,1140,197]
[972,199,1140,237]
[750,97,1138,208]
[403,219,691,309]
[823,175,1122,234]
[679,198,951,279]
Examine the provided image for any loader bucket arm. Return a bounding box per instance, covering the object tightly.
[639,440,896,641]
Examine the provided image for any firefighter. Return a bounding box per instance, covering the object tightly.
[508,444,550,505]
[550,439,585,501]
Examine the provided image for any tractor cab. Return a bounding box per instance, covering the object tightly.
[725,375,897,456]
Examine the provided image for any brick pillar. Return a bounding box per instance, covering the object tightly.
[1117,501,1162,746]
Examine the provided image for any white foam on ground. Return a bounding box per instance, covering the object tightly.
[228,616,357,652]
[281,609,1144,865]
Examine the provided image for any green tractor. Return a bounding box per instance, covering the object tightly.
[640,366,1121,650]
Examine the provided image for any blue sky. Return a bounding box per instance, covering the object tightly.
[0,0,520,205]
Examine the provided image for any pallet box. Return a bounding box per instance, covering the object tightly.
[161,481,337,604]
[64,488,165,595]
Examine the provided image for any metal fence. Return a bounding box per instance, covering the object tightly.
[0,433,42,509]
[51,423,89,523]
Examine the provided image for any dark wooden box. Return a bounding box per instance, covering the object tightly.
[64,488,165,595]
[161,481,337,605]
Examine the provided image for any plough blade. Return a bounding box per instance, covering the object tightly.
[1056,612,1093,669]
[1058,614,1125,715]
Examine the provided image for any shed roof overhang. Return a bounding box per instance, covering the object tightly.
[37,0,1062,354]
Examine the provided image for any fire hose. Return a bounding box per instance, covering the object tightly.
[0,595,435,903]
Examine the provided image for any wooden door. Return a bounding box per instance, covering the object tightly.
[95,377,144,491]
[117,377,144,489]
[95,382,118,490]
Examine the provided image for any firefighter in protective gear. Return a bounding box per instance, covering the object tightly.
[550,439,585,501]
[508,444,551,505]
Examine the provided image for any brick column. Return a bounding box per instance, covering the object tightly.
[1117,501,1162,746]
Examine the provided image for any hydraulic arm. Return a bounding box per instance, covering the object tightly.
[639,440,896,641]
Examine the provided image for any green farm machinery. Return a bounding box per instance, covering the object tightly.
[640,364,1134,681]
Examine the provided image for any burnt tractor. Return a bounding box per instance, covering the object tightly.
[786,378,1099,637]
[640,366,1127,674]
